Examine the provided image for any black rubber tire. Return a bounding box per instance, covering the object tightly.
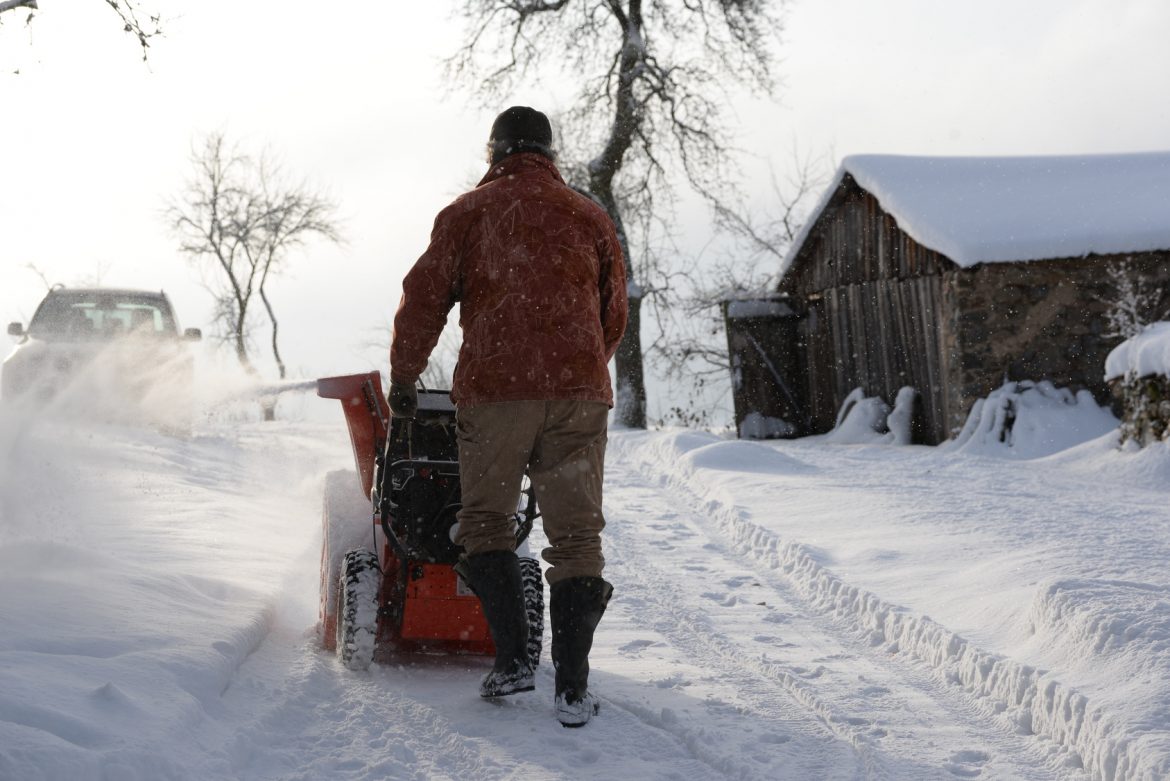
[337,549,381,671]
[519,556,544,669]
[320,470,370,652]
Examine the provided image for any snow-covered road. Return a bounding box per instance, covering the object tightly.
[1,404,1167,780]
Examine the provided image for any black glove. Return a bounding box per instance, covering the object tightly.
[388,381,418,418]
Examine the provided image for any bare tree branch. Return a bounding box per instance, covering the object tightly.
[0,0,37,15]
[1,1,161,61]
[103,0,162,59]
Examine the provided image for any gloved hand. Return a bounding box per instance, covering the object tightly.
[388,381,418,419]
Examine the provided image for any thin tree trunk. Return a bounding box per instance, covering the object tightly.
[256,287,281,421]
[259,287,286,380]
[255,248,283,421]
[234,311,251,372]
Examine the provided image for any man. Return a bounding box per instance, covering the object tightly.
[388,106,628,727]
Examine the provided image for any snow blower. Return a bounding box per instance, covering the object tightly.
[316,372,543,671]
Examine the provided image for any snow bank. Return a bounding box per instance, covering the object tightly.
[944,381,1118,459]
[0,411,350,780]
[784,151,1170,272]
[1105,322,1170,381]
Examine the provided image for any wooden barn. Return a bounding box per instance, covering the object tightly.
[725,151,1170,444]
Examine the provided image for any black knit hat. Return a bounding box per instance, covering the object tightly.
[487,106,554,164]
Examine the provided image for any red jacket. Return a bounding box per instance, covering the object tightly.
[390,153,628,407]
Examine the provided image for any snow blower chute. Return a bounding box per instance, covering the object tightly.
[316,372,543,670]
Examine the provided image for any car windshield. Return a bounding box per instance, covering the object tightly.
[28,292,178,341]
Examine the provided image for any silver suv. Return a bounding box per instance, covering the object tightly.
[3,287,202,406]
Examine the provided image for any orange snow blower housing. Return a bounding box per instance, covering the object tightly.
[316,372,543,670]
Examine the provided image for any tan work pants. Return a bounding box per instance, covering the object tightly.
[453,400,609,585]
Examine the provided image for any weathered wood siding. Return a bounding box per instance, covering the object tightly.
[780,176,959,443]
[723,300,807,437]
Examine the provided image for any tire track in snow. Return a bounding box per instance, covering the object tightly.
[610,433,1131,780]
[605,466,1064,779]
[607,452,1072,780]
[604,475,889,780]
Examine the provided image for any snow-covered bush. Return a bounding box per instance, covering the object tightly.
[824,386,917,445]
[944,380,1118,459]
[1105,322,1170,447]
[1103,259,1164,341]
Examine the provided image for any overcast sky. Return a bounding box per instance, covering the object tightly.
[3,0,1168,410]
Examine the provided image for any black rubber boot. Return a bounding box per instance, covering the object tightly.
[550,576,613,727]
[458,550,535,698]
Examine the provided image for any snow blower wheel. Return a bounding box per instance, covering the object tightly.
[337,549,381,671]
[319,470,370,653]
[519,557,544,669]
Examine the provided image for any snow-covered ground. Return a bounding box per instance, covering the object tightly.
[1,390,1168,780]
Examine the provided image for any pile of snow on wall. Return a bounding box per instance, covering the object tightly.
[1106,322,1170,446]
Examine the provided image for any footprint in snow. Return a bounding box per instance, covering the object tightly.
[619,639,657,655]
[652,674,690,689]
[795,665,826,679]
[859,684,891,697]
[763,612,792,624]
[701,591,738,607]
[944,750,991,778]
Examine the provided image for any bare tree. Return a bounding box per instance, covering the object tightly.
[448,0,785,428]
[650,154,825,426]
[1,1,162,60]
[251,161,343,379]
[168,132,341,399]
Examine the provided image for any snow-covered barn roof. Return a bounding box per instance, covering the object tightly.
[784,151,1170,272]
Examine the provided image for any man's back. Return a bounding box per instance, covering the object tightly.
[391,152,626,407]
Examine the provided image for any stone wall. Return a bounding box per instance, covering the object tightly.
[948,252,1170,436]
[1114,375,1170,446]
